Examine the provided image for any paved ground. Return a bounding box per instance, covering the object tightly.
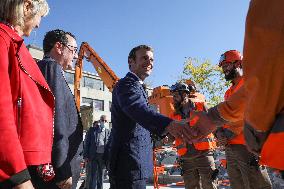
[76,180,184,189]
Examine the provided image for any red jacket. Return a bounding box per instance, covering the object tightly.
[0,23,54,185]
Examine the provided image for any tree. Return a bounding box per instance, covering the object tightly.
[181,57,230,107]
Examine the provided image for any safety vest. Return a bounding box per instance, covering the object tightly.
[259,113,284,170]
[223,78,245,145]
[171,101,216,156]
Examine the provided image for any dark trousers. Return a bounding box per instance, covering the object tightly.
[88,153,105,189]
[225,144,272,189]
[111,178,146,189]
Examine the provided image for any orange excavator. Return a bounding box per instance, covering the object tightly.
[74,42,119,110]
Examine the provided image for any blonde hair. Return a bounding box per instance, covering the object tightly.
[0,0,49,27]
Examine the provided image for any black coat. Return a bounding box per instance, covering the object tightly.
[109,72,172,181]
[37,57,83,188]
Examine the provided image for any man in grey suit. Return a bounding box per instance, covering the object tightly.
[109,45,193,189]
[84,115,110,189]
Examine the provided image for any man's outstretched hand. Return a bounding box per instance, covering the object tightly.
[186,111,217,143]
[166,120,197,143]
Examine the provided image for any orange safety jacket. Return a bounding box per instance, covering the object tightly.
[217,0,284,170]
[171,101,216,156]
[223,78,245,145]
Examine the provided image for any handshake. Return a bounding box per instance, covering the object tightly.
[166,111,218,143]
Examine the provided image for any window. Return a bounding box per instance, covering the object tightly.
[82,97,94,105]
[64,72,74,84]
[109,101,112,111]
[82,98,104,111]
[94,99,104,111]
[64,72,84,86]
[80,77,85,87]
[83,77,104,90]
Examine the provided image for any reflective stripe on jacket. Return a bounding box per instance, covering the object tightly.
[260,113,284,169]
[171,101,216,156]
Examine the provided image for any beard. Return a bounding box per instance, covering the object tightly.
[225,69,238,81]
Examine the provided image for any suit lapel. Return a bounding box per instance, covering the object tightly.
[140,84,148,102]
[126,72,148,102]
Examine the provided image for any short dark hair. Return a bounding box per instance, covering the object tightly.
[128,45,153,62]
[43,29,76,54]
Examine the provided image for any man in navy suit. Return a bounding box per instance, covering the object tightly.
[37,29,83,189]
[109,45,191,189]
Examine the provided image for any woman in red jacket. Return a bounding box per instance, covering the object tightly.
[0,1,54,189]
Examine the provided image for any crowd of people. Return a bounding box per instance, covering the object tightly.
[0,0,283,189]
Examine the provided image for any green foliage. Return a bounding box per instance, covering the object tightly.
[182,57,230,107]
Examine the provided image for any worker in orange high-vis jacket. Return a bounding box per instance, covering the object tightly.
[168,82,217,189]
[186,0,284,173]
[215,50,272,189]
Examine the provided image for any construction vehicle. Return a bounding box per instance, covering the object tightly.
[148,86,174,117]
[74,42,119,110]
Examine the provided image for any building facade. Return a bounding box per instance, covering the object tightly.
[65,70,112,130]
[28,45,112,130]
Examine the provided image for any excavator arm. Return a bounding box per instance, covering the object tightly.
[74,42,119,110]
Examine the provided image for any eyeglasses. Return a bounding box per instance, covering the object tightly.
[63,44,78,54]
[100,119,108,123]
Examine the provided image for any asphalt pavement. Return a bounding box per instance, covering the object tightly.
[76,180,184,189]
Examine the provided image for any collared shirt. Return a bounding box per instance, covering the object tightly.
[129,71,144,85]
[129,71,148,93]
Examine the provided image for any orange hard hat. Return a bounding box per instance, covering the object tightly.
[219,50,242,67]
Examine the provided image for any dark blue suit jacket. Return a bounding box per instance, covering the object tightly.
[37,57,83,187]
[109,72,172,181]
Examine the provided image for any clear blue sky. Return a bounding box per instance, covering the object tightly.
[25,0,250,87]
